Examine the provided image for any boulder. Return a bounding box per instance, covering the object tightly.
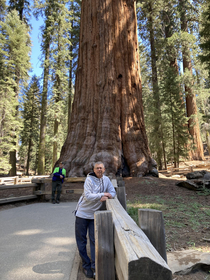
[149,168,159,177]
[203,172,210,180]
[204,181,210,189]
[186,170,207,180]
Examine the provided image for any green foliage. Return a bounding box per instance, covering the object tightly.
[33,0,81,173]
[0,10,31,173]
[159,66,190,164]
[0,0,6,21]
[45,98,68,173]
[19,76,41,174]
[8,0,31,23]
[1,0,209,173]
[138,0,208,166]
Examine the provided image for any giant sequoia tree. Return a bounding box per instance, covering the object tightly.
[59,0,154,177]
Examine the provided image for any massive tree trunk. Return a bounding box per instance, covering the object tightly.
[179,0,204,160]
[59,0,154,177]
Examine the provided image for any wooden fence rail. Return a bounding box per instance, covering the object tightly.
[0,175,50,185]
[104,198,172,280]
[0,177,86,205]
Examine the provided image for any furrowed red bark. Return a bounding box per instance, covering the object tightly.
[59,0,154,177]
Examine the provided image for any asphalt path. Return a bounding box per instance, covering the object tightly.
[0,202,77,280]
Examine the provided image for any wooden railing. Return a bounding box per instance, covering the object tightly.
[0,177,85,205]
[0,175,50,185]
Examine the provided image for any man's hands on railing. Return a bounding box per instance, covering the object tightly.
[100,192,112,202]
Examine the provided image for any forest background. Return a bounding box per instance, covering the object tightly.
[1,0,210,176]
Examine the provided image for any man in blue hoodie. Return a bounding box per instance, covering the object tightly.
[75,161,116,279]
[52,161,66,204]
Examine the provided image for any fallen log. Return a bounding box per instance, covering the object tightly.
[0,195,37,204]
[176,180,203,191]
[106,198,172,280]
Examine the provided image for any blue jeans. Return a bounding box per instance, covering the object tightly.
[75,216,95,270]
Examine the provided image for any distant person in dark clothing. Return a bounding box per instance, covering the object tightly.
[52,162,66,204]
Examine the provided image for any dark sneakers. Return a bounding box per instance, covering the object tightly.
[92,268,95,279]
[83,268,93,278]
[56,200,60,204]
[52,200,55,204]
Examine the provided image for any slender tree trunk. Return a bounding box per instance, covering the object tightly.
[26,137,32,175]
[18,0,24,21]
[52,118,58,170]
[37,40,50,175]
[26,94,34,176]
[9,75,19,176]
[164,5,185,168]
[68,30,73,133]
[206,131,210,156]
[58,0,155,177]
[148,3,163,170]
[179,0,204,160]
[52,29,62,170]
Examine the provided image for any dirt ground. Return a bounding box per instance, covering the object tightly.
[124,176,210,252]
[124,175,210,280]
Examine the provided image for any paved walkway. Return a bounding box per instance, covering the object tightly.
[0,202,77,280]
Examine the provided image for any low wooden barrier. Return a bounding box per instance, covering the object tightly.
[104,198,171,280]
[0,175,50,185]
[169,166,193,176]
[0,183,38,204]
[0,177,85,205]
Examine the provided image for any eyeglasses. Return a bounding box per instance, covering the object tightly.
[95,167,103,170]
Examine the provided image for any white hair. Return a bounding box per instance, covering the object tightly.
[94,161,105,168]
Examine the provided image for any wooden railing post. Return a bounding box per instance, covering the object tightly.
[138,209,167,262]
[14,176,18,185]
[116,178,126,210]
[94,210,115,280]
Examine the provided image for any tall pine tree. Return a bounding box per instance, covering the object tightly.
[20,75,41,175]
[0,10,31,174]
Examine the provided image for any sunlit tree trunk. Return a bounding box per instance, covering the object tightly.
[148,2,164,170]
[59,0,155,177]
[68,27,73,134]
[179,0,204,160]
[9,75,19,176]
[37,42,50,174]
